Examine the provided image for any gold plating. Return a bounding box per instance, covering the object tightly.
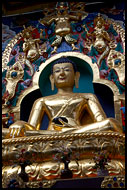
[101,175,125,188]
[2,132,125,145]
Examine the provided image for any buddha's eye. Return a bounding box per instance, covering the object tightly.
[64,68,70,72]
[64,67,72,72]
[53,67,72,73]
[54,69,61,73]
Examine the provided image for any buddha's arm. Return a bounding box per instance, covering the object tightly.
[2,120,36,139]
[3,98,47,139]
[28,98,50,130]
[78,94,122,133]
[86,94,107,122]
[40,17,55,26]
[61,94,123,134]
[69,14,81,21]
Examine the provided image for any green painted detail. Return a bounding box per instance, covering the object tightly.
[7,57,15,66]
[79,43,84,53]
[99,59,109,71]
[108,24,118,36]
[49,35,56,44]
[71,34,79,40]
[115,42,123,53]
[81,31,87,39]
[89,46,98,56]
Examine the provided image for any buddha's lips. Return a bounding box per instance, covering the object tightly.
[59,77,66,80]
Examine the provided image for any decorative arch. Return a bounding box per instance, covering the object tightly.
[33,52,100,85]
[16,51,121,122]
[33,51,120,97]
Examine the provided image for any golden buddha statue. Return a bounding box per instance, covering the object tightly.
[3,57,123,139]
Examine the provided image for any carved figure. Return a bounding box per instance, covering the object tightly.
[83,14,110,53]
[83,14,113,66]
[3,57,123,139]
[2,61,24,108]
[40,2,81,54]
[22,26,40,75]
[92,14,111,53]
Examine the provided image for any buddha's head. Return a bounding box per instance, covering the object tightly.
[50,57,80,90]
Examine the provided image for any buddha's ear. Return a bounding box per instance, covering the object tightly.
[75,72,80,88]
[49,74,55,91]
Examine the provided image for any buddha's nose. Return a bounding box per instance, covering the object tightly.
[60,69,65,75]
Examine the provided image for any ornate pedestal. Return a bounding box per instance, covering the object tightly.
[2,132,125,188]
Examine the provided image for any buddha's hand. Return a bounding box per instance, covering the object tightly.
[52,117,73,131]
[53,124,63,131]
[9,122,26,138]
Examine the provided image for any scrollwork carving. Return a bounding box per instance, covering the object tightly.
[2,60,24,108]
[2,132,125,180]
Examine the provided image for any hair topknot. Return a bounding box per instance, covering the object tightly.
[51,56,78,73]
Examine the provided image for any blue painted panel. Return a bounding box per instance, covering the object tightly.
[40,112,49,130]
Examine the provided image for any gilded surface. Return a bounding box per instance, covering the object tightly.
[101,175,125,188]
[84,14,111,55]
[22,26,40,75]
[28,93,107,131]
[2,58,124,181]
[2,60,24,108]
[2,132,125,180]
[2,172,25,188]
[39,2,86,53]
[3,60,123,139]
[2,32,22,72]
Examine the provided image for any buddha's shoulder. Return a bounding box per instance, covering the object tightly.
[33,93,98,104]
[33,95,59,104]
[75,93,97,99]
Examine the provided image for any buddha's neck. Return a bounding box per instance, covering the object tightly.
[57,87,73,95]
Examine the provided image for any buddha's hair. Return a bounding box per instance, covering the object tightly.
[51,57,78,74]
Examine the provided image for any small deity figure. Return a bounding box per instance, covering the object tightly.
[2,61,24,108]
[40,2,81,54]
[84,14,111,53]
[83,14,115,66]
[92,14,111,53]
[3,57,123,139]
[22,26,41,75]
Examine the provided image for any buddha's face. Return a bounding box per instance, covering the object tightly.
[52,62,75,88]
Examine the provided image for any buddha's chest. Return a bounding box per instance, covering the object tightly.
[44,97,85,118]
